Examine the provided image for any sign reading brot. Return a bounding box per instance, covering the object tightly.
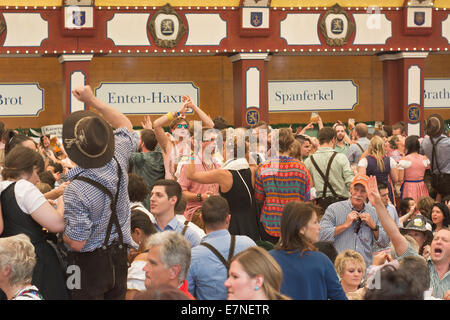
[148,3,186,48]
[0,83,44,116]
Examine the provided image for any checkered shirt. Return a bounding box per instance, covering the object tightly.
[63,128,139,252]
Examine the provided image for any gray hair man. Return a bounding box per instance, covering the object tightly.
[143,231,193,299]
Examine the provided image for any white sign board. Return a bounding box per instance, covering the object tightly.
[0,83,44,116]
[424,79,450,109]
[41,124,63,139]
[95,82,199,114]
[268,80,358,112]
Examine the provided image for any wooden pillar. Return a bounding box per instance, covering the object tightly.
[229,53,270,127]
[379,52,428,136]
[58,54,93,120]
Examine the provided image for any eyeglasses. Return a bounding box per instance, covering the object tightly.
[176,124,189,129]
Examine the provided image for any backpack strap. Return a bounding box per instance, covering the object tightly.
[200,235,236,271]
[310,152,339,198]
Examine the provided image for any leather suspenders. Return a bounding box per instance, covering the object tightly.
[73,156,124,249]
[200,235,236,271]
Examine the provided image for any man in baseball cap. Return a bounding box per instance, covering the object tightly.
[62,85,139,300]
[319,173,389,267]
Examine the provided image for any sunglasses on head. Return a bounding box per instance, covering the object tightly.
[176,124,189,129]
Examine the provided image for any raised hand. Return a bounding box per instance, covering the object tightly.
[367,176,382,206]
[141,115,153,130]
[72,85,95,104]
[181,95,196,113]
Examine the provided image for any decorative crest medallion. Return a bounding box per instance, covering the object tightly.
[319,4,355,47]
[408,105,421,123]
[246,108,260,126]
[148,3,186,49]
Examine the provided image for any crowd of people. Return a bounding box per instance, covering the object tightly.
[0,85,449,301]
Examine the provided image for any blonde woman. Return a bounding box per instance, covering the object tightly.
[224,246,290,300]
[0,234,43,300]
[358,136,398,205]
[334,249,366,300]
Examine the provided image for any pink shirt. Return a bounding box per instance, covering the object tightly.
[177,162,220,221]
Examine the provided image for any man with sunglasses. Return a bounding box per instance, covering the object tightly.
[319,174,389,267]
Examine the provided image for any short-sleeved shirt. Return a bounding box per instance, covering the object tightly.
[0,180,47,214]
[255,156,311,237]
[63,128,139,252]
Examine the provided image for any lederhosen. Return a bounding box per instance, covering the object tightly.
[66,157,128,300]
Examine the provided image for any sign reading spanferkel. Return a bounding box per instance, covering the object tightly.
[0,83,44,116]
[95,82,199,114]
[268,80,358,112]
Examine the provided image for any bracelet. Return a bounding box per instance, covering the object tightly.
[196,193,202,202]
[166,112,174,121]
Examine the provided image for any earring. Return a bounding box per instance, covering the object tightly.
[254,286,259,291]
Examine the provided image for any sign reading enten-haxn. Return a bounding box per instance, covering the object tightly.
[268,80,358,111]
[95,82,199,114]
[0,83,44,116]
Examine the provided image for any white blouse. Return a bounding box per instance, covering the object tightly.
[0,179,47,214]
[357,157,397,170]
[397,159,430,170]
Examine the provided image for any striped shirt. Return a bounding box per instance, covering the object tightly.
[319,199,389,268]
[63,128,139,252]
[255,156,311,237]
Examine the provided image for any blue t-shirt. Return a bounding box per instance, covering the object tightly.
[270,249,347,300]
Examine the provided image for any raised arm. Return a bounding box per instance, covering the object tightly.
[366,176,409,256]
[152,102,190,153]
[72,85,133,133]
[182,95,214,129]
[186,161,232,192]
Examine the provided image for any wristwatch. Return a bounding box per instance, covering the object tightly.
[370,224,379,232]
[197,193,203,201]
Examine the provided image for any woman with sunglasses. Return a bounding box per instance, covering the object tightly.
[152,96,214,180]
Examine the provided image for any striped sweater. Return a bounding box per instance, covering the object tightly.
[255,156,311,237]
